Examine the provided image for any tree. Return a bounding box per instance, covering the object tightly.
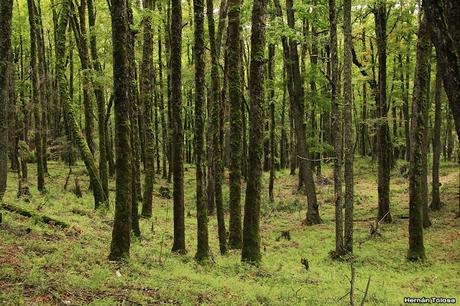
[227,0,243,249]
[27,0,45,193]
[241,0,267,265]
[268,44,276,204]
[88,0,109,199]
[0,0,13,201]
[285,0,322,225]
[430,56,442,211]
[193,0,209,261]
[141,0,155,218]
[375,0,392,223]
[108,0,133,260]
[328,0,343,256]
[407,8,431,262]
[55,0,107,208]
[171,0,186,254]
[207,0,227,255]
[424,0,460,143]
[343,0,354,254]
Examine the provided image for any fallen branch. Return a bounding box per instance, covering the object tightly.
[1,203,70,228]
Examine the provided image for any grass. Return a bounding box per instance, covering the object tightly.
[0,157,459,305]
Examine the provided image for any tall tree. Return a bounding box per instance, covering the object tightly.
[407,7,431,262]
[0,0,13,201]
[430,56,442,211]
[55,0,107,208]
[241,0,267,265]
[88,0,109,199]
[141,0,155,218]
[375,0,392,223]
[424,0,460,143]
[286,0,322,225]
[268,44,276,203]
[207,0,227,255]
[109,0,133,260]
[28,0,45,193]
[227,0,243,250]
[193,0,209,261]
[171,0,186,254]
[343,0,354,254]
[328,0,343,256]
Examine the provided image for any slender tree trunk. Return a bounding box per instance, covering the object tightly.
[158,28,168,180]
[343,0,354,254]
[421,57,432,228]
[207,0,227,255]
[141,0,155,218]
[227,0,243,249]
[430,56,442,211]
[171,0,186,254]
[375,1,392,223]
[88,0,109,199]
[127,4,141,237]
[241,0,267,265]
[55,0,106,208]
[193,0,209,261]
[286,0,321,225]
[407,8,430,262]
[328,0,343,256]
[28,0,45,193]
[0,0,13,201]
[109,0,132,260]
[268,43,276,203]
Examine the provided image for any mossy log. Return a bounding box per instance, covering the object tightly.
[1,203,69,228]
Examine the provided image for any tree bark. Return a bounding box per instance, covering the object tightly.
[407,8,430,262]
[430,56,442,211]
[109,0,133,260]
[27,0,45,193]
[207,0,227,255]
[171,0,186,254]
[55,0,106,208]
[141,0,155,218]
[424,0,460,143]
[227,0,243,250]
[285,0,322,225]
[343,0,354,254]
[193,0,209,261]
[375,1,392,223]
[0,0,13,201]
[241,0,267,265]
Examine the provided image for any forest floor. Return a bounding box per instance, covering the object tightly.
[0,157,459,305]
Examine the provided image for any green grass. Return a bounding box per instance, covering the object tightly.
[1,158,459,305]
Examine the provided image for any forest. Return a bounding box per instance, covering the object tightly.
[0,0,459,304]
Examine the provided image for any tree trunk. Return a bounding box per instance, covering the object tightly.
[241,0,267,265]
[55,0,106,208]
[285,0,321,225]
[27,0,45,193]
[430,56,442,211]
[193,0,209,261]
[375,1,392,223]
[171,0,186,254]
[109,0,133,260]
[88,0,109,199]
[227,0,243,250]
[0,0,13,201]
[268,43,276,203]
[343,0,354,254]
[141,0,155,218]
[207,0,227,255]
[407,8,430,262]
[424,0,460,143]
[328,0,343,256]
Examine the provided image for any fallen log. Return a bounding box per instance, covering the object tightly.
[1,203,70,228]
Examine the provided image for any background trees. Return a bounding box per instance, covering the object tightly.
[0,0,458,269]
